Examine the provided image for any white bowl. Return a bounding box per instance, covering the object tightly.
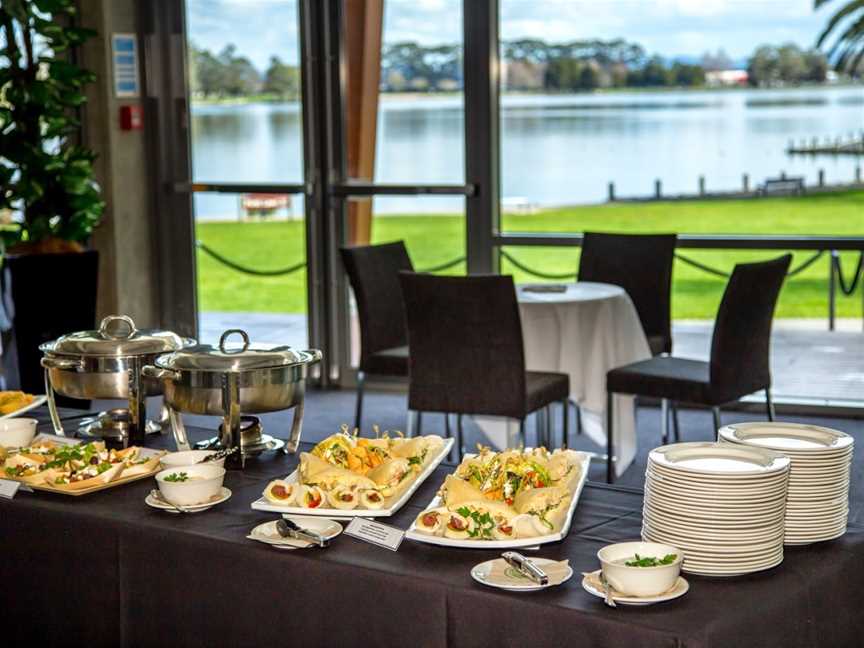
[161,450,225,469]
[598,541,682,597]
[155,464,226,506]
[0,418,38,448]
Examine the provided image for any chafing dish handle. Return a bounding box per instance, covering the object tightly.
[141,366,181,382]
[43,369,65,436]
[40,357,84,370]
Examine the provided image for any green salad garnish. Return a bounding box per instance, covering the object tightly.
[164,472,190,483]
[625,553,678,567]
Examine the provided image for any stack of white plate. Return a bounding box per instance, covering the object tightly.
[719,422,853,545]
[643,442,790,577]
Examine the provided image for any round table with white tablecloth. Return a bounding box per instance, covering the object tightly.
[474,282,651,478]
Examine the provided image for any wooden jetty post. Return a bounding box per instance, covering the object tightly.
[654,179,662,199]
[608,182,615,201]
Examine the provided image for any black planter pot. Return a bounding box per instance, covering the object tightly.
[1,250,99,406]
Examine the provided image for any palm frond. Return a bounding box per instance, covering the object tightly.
[815,0,864,47]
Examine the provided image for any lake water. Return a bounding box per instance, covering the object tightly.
[190,85,864,219]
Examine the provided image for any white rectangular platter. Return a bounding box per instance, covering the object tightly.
[1,395,48,420]
[251,437,454,518]
[405,452,591,549]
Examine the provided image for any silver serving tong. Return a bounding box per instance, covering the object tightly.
[276,518,329,548]
[502,551,548,585]
[201,447,238,463]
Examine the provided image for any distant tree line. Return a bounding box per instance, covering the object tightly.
[188,38,835,100]
[746,43,828,87]
[189,43,300,99]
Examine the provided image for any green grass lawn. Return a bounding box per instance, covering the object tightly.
[195,190,864,319]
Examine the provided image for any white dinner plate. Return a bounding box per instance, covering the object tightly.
[642,517,785,543]
[642,528,783,555]
[719,422,853,453]
[645,466,790,488]
[247,516,343,549]
[0,395,48,420]
[581,570,689,606]
[644,484,788,509]
[146,487,232,513]
[644,500,787,525]
[471,558,573,592]
[648,443,790,477]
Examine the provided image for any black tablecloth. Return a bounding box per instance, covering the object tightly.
[2,410,862,648]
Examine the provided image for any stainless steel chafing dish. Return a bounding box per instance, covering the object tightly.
[142,329,322,468]
[39,315,195,444]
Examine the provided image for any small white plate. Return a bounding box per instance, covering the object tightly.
[719,422,853,453]
[247,517,343,550]
[649,443,790,477]
[0,395,48,420]
[146,486,232,513]
[471,558,573,592]
[581,570,689,606]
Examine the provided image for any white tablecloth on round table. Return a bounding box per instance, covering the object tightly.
[473,282,651,477]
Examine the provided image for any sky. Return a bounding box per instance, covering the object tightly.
[186,0,837,71]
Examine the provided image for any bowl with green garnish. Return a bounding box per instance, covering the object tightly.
[598,541,682,597]
[155,463,225,506]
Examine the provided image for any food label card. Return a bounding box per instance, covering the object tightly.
[0,479,27,499]
[345,518,405,551]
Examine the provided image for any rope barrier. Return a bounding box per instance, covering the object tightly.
[833,252,864,296]
[196,241,306,277]
[418,256,466,273]
[500,250,577,280]
[197,238,858,296]
[786,251,827,278]
[673,253,730,278]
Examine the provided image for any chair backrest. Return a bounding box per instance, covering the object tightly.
[398,272,527,418]
[709,254,792,399]
[340,242,413,370]
[578,232,677,354]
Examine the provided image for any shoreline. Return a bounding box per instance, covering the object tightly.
[190,82,864,107]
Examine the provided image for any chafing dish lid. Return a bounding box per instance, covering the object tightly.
[154,329,321,372]
[42,315,188,357]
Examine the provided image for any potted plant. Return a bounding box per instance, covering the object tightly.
[0,0,104,395]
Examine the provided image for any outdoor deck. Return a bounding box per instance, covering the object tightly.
[200,312,863,406]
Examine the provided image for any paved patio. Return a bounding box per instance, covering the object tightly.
[200,312,863,405]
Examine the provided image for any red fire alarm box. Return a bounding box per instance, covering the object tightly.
[119,105,143,130]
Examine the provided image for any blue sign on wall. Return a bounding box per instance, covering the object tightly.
[112,33,139,98]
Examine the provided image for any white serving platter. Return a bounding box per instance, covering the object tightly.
[1,395,48,420]
[250,437,454,518]
[405,452,591,549]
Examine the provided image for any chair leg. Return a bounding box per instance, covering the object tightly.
[574,401,582,436]
[519,418,526,449]
[765,387,776,422]
[606,391,615,484]
[661,398,669,444]
[456,414,464,461]
[712,407,721,440]
[671,402,681,442]
[545,405,552,448]
[444,413,451,439]
[354,371,365,432]
[416,411,423,436]
[561,398,569,450]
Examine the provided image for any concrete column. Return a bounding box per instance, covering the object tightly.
[78,0,160,326]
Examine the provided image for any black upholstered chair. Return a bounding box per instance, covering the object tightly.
[399,272,570,458]
[340,241,413,431]
[578,232,678,441]
[604,254,791,482]
[578,232,677,356]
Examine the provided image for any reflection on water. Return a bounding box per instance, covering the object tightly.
[191,85,864,219]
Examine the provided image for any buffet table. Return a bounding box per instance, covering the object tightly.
[3,411,862,648]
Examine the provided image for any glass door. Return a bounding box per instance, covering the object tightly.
[183,0,309,348]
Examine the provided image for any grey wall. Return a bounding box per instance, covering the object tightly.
[78,0,160,327]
